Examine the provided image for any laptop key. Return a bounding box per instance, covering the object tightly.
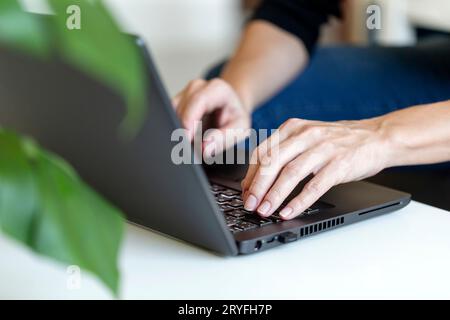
[225,216,239,226]
[211,184,225,192]
[221,189,240,197]
[216,194,232,203]
[228,198,244,207]
[216,185,322,230]
[221,205,236,212]
[230,225,244,233]
[269,214,282,222]
[226,209,247,218]
[236,221,258,231]
[304,208,319,215]
[244,214,273,226]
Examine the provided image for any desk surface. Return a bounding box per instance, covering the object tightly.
[1,200,449,299]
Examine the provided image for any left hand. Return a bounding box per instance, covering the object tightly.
[241,117,390,220]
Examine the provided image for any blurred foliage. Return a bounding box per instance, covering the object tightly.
[0,0,149,295]
[49,0,148,138]
[0,0,50,57]
[0,130,124,294]
[0,0,148,137]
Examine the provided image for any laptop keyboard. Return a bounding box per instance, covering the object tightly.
[211,183,319,233]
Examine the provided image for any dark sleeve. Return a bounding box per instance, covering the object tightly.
[251,0,342,55]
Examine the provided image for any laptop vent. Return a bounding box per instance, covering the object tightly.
[299,216,345,238]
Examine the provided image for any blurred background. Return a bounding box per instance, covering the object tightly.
[22,0,450,96]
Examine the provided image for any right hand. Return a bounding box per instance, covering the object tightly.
[172,78,252,157]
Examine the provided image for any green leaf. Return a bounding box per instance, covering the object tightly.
[0,0,145,295]
[0,0,49,57]
[0,0,148,137]
[0,132,38,244]
[0,131,124,295]
[48,0,148,138]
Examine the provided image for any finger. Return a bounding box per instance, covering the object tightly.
[242,122,328,206]
[241,129,288,195]
[244,136,321,212]
[172,97,180,109]
[179,80,230,140]
[279,162,339,220]
[173,94,182,111]
[203,120,251,158]
[172,93,182,110]
[241,118,309,193]
[241,129,282,196]
[176,79,207,122]
[256,145,334,216]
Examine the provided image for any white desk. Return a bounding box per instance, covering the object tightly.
[1,201,449,300]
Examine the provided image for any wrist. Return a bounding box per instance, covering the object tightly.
[369,114,405,169]
[220,76,255,115]
[235,87,254,115]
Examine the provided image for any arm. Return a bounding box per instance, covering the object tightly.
[231,0,342,111]
[173,0,341,153]
[241,101,450,219]
[173,20,307,150]
[220,20,308,113]
[382,101,450,166]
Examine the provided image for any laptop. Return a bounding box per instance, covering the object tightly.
[0,37,411,255]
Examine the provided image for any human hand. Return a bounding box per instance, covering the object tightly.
[241,118,390,220]
[173,78,251,156]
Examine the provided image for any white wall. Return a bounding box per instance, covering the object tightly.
[348,0,450,45]
[376,0,416,45]
[105,0,242,95]
[21,0,243,95]
[408,0,450,32]
[106,0,241,50]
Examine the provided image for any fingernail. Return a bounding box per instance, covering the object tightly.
[279,207,293,219]
[244,194,258,211]
[258,201,271,216]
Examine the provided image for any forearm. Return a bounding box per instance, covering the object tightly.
[220,21,308,112]
[381,100,450,167]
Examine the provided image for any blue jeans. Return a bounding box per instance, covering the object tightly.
[206,40,450,170]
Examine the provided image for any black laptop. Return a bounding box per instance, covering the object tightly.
[0,37,411,255]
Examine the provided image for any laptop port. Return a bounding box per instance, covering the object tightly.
[279,232,298,244]
[254,240,263,251]
[266,236,277,244]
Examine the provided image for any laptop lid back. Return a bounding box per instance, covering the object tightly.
[0,39,238,255]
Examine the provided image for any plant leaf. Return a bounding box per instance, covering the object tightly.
[0,131,124,295]
[0,0,49,57]
[48,0,148,138]
[0,131,38,244]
